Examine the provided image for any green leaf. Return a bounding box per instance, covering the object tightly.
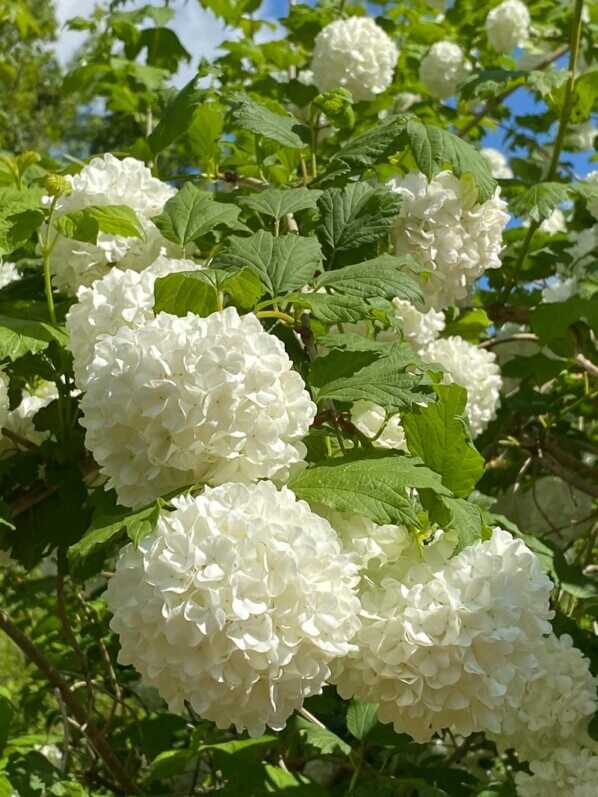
[310,349,382,389]
[154,183,241,246]
[0,317,67,361]
[316,345,431,411]
[228,92,308,149]
[316,183,402,266]
[347,699,378,741]
[87,204,143,237]
[68,498,162,579]
[239,187,321,219]
[188,104,224,167]
[0,688,14,755]
[295,292,372,324]
[148,749,194,781]
[293,716,351,756]
[148,76,204,155]
[288,451,450,528]
[0,209,44,256]
[443,308,490,342]
[430,496,488,553]
[510,182,570,222]
[154,272,218,317]
[213,230,322,296]
[402,385,484,496]
[527,69,568,100]
[532,297,598,342]
[315,254,423,303]
[461,69,527,101]
[405,120,496,203]
[316,333,395,354]
[54,211,98,244]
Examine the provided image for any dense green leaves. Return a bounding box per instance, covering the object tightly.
[315,254,423,303]
[213,230,322,295]
[239,187,321,219]
[154,267,263,316]
[148,76,204,155]
[0,317,67,361]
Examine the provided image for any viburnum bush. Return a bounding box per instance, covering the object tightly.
[0,0,596,795]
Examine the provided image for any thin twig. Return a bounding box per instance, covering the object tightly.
[54,687,71,775]
[0,610,139,795]
[479,332,539,350]
[575,353,598,379]
[56,571,94,721]
[0,428,41,452]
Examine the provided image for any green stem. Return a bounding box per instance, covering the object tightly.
[515,0,584,275]
[40,197,58,326]
[255,309,295,324]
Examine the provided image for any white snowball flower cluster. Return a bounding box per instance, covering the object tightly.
[419,336,502,437]
[541,276,576,304]
[539,208,566,235]
[0,372,9,430]
[80,307,317,509]
[104,482,361,736]
[350,400,407,451]
[485,0,530,53]
[311,17,398,102]
[48,154,176,293]
[334,527,553,742]
[496,634,597,760]
[320,507,411,569]
[566,121,597,152]
[515,746,598,797]
[481,148,513,180]
[419,41,471,99]
[384,298,446,347]
[0,260,21,289]
[66,255,198,390]
[388,171,509,309]
[586,170,598,220]
[0,383,58,455]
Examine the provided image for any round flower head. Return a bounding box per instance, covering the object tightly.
[515,746,598,797]
[0,372,9,430]
[566,121,598,152]
[485,0,531,53]
[104,482,361,736]
[311,17,398,101]
[382,299,446,348]
[419,41,471,99]
[0,260,21,289]
[419,336,502,437]
[481,148,513,180]
[388,171,509,309]
[495,634,597,760]
[334,527,554,742]
[66,255,199,390]
[322,507,412,569]
[80,308,317,508]
[350,400,407,451]
[539,208,566,235]
[47,154,176,293]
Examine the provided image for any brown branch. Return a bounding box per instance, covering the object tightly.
[575,353,598,379]
[9,459,100,518]
[537,449,598,499]
[1,428,41,452]
[456,45,569,138]
[485,304,532,326]
[479,332,538,350]
[0,610,139,795]
[56,572,94,721]
[543,441,598,484]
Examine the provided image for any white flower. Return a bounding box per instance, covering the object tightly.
[322,508,412,569]
[496,634,597,761]
[568,225,598,271]
[334,527,553,742]
[311,17,398,101]
[419,41,471,99]
[36,744,63,769]
[66,255,199,390]
[515,746,598,797]
[104,482,361,736]
[80,308,317,508]
[0,260,21,289]
[388,171,509,309]
[481,148,513,179]
[384,299,446,347]
[485,0,530,52]
[0,372,8,431]
[539,208,566,234]
[541,276,576,304]
[296,69,314,86]
[350,399,408,451]
[566,121,597,151]
[47,154,176,294]
[585,170,598,220]
[419,336,502,437]
[0,383,59,455]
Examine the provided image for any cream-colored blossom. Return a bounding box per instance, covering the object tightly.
[419,41,471,99]
[486,0,531,53]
